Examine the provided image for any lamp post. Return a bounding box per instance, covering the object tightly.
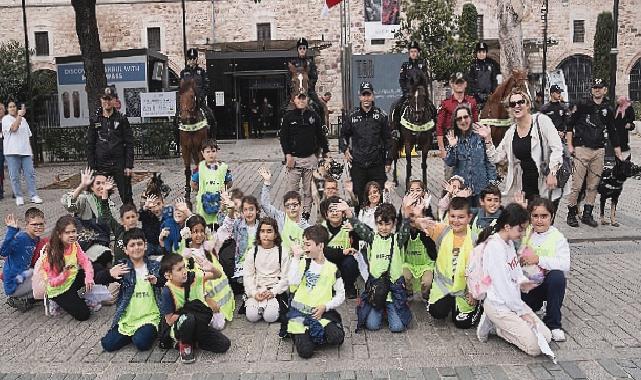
[182,0,187,66]
[21,0,30,99]
[609,0,619,105]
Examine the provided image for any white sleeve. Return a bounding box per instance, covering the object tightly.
[485,130,510,164]
[484,238,527,315]
[243,246,257,297]
[274,248,291,295]
[325,277,345,311]
[538,237,571,272]
[287,256,303,286]
[353,251,370,280]
[1,116,10,134]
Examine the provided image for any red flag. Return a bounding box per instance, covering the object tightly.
[326,0,342,7]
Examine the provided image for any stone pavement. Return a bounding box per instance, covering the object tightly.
[1,137,641,379]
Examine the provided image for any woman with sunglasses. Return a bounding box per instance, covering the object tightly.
[475,89,565,205]
[444,105,497,206]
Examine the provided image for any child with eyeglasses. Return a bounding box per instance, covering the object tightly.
[1,207,45,311]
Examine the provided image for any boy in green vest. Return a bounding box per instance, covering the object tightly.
[319,196,360,299]
[160,253,231,364]
[191,139,233,228]
[470,185,502,236]
[287,225,345,359]
[415,197,482,329]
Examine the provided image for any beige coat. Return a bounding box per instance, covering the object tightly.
[243,245,290,298]
[485,113,568,201]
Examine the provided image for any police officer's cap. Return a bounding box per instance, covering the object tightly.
[408,41,421,51]
[592,78,606,88]
[186,48,198,59]
[360,81,374,94]
[550,84,563,93]
[101,86,115,100]
[297,37,309,48]
[449,72,466,83]
[475,42,488,52]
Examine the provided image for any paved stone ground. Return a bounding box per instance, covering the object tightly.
[1,136,641,379]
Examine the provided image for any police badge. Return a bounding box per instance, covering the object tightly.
[602,109,607,117]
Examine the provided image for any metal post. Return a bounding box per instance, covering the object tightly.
[609,0,619,105]
[541,0,548,98]
[182,0,187,66]
[21,0,30,98]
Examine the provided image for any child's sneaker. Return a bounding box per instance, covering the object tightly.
[6,296,34,312]
[178,342,195,364]
[44,297,62,316]
[476,312,496,343]
[551,328,566,342]
[85,298,102,312]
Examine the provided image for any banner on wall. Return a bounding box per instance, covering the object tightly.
[140,92,176,117]
[364,0,400,39]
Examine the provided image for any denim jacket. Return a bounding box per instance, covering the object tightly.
[444,131,497,195]
[110,258,163,330]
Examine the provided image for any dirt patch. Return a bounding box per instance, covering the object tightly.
[40,172,153,190]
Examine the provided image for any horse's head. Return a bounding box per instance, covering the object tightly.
[178,78,198,120]
[289,62,309,100]
[510,69,530,97]
[407,68,428,91]
[406,85,435,124]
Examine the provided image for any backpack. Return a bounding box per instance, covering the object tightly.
[537,114,573,189]
[465,240,492,301]
[364,235,395,310]
[201,192,222,215]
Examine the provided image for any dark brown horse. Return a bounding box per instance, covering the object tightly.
[479,69,530,146]
[390,70,437,188]
[176,78,209,199]
[287,62,323,119]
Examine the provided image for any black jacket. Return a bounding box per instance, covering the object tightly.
[87,109,134,169]
[399,58,428,96]
[339,106,392,168]
[568,99,620,149]
[180,65,209,100]
[540,101,570,132]
[287,56,318,94]
[614,106,636,152]
[280,108,329,158]
[468,59,498,96]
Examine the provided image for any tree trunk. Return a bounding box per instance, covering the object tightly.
[497,0,525,76]
[71,0,106,115]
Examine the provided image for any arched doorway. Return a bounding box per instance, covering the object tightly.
[630,58,641,101]
[557,55,593,103]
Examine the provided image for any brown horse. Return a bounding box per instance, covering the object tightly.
[176,78,209,199]
[390,70,437,188]
[287,62,323,119]
[479,69,530,146]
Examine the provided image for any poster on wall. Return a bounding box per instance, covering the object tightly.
[124,88,145,117]
[364,0,400,39]
[140,92,177,117]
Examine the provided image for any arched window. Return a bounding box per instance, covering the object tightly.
[62,92,70,119]
[630,58,641,101]
[557,55,593,103]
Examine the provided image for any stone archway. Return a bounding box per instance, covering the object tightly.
[557,54,593,103]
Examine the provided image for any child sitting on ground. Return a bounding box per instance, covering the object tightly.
[356,181,391,231]
[139,192,172,258]
[159,197,192,255]
[288,225,345,358]
[1,207,45,311]
[100,186,140,262]
[101,228,163,352]
[191,139,233,229]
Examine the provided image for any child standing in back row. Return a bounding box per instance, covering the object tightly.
[191,139,233,229]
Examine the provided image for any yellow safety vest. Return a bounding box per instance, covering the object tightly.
[46,243,80,298]
[403,233,435,280]
[204,255,235,322]
[324,222,351,249]
[282,217,303,255]
[287,259,337,334]
[196,161,228,225]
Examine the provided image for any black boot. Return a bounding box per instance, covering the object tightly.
[566,205,579,227]
[581,205,598,227]
[184,169,192,199]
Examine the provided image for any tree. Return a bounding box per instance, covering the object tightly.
[0,40,29,103]
[71,0,107,114]
[393,0,474,83]
[593,12,613,88]
[497,0,527,74]
[460,3,479,43]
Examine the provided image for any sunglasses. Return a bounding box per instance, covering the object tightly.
[455,114,470,122]
[296,94,307,100]
[298,47,307,50]
[508,99,527,108]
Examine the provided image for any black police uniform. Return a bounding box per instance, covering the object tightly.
[468,59,498,107]
[399,58,428,98]
[180,64,209,101]
[87,108,134,204]
[540,100,570,134]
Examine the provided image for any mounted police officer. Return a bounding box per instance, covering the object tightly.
[180,48,216,137]
[540,84,570,140]
[467,42,498,109]
[399,41,428,100]
[287,38,321,113]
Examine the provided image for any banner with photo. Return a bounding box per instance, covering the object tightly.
[364,0,400,39]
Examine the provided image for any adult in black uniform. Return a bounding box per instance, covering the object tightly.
[390,41,428,115]
[540,85,570,141]
[87,87,134,204]
[180,48,216,137]
[566,78,622,227]
[287,38,321,113]
[468,42,498,109]
[339,82,393,206]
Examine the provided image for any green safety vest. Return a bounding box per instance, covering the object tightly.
[324,223,351,250]
[403,234,435,279]
[368,235,404,282]
[204,256,235,321]
[287,259,337,334]
[167,270,207,309]
[428,226,475,313]
[470,215,497,236]
[522,226,563,258]
[196,161,228,225]
[118,272,161,336]
[46,243,80,298]
[282,217,303,255]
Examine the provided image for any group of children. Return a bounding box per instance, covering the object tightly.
[1,138,571,363]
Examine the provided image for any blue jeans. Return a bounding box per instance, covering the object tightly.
[521,270,566,330]
[5,155,37,198]
[365,302,405,333]
[100,323,157,352]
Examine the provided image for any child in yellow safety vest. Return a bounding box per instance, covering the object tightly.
[287,225,345,359]
[519,197,570,343]
[415,197,482,329]
[180,215,235,330]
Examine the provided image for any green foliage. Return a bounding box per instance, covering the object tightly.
[393,0,475,82]
[460,3,479,43]
[0,40,29,103]
[593,12,613,88]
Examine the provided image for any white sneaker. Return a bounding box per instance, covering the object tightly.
[551,328,566,342]
[16,197,24,206]
[476,312,496,343]
[31,196,43,204]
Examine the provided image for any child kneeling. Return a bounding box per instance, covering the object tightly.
[101,228,162,352]
[287,226,345,359]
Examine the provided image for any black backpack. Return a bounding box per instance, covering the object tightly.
[364,235,395,310]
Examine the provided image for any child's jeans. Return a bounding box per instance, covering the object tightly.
[101,323,157,352]
[174,313,230,353]
[365,302,405,332]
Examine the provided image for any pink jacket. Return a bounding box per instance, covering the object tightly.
[43,242,94,287]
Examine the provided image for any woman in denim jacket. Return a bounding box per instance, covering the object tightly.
[444,104,497,206]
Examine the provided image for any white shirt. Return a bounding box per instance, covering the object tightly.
[484,234,530,316]
[2,114,33,156]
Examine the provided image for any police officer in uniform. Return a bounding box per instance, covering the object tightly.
[467,42,498,109]
[288,38,321,111]
[339,82,393,206]
[566,78,622,228]
[540,85,570,140]
[390,41,428,116]
[87,87,134,204]
[180,48,216,137]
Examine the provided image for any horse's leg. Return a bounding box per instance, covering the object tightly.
[405,142,412,191]
[180,131,193,199]
[421,141,428,186]
[393,159,398,187]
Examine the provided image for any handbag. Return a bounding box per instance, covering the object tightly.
[365,235,395,310]
[201,192,222,215]
[537,115,573,189]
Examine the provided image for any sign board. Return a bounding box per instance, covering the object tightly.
[140,92,176,117]
[364,0,400,39]
[215,91,225,107]
[58,63,146,85]
[351,53,405,114]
